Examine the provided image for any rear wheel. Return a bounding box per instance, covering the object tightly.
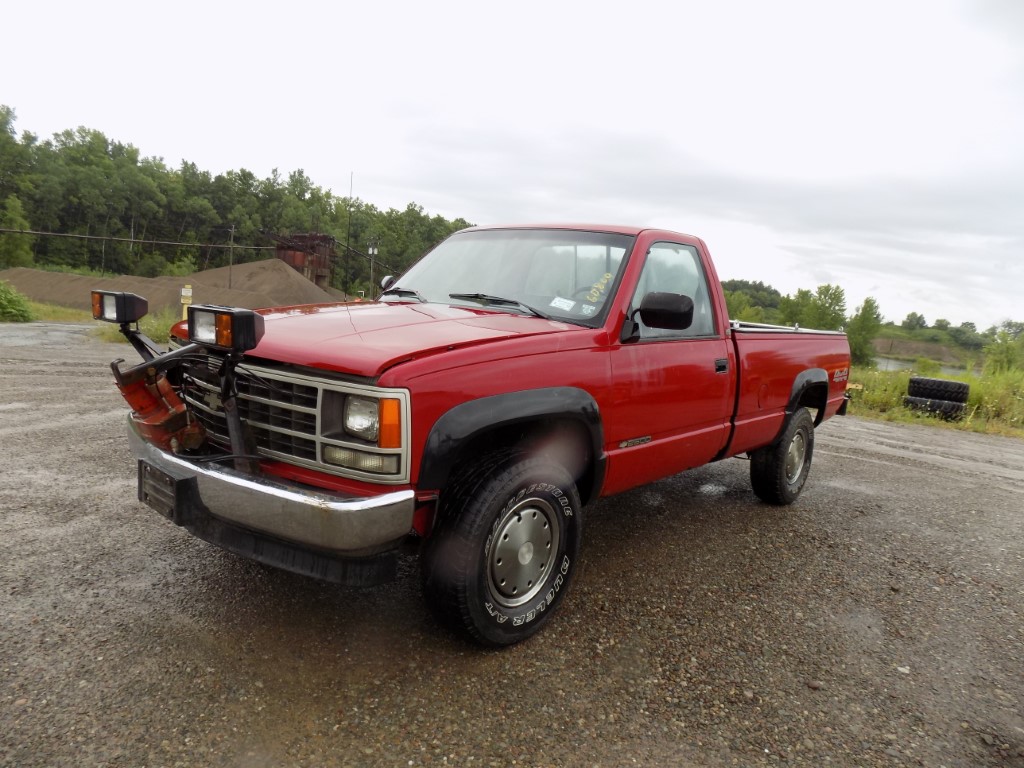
[750,407,815,505]
[421,452,582,646]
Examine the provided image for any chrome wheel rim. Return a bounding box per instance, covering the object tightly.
[488,497,560,608]
[785,431,807,484]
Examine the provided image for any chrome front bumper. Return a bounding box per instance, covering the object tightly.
[126,416,416,556]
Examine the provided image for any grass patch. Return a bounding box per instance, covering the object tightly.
[848,365,1024,438]
[25,301,95,323]
[6,296,180,348]
[965,371,1024,434]
[14,299,179,345]
[90,305,182,346]
[30,263,111,278]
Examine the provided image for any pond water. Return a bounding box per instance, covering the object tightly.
[874,356,972,377]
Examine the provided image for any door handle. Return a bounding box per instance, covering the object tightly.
[715,358,728,374]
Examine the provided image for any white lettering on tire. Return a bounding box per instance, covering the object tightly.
[492,564,569,625]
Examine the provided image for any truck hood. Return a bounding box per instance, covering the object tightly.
[247,301,580,377]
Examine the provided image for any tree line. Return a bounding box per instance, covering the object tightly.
[2,105,1020,370]
[722,279,882,365]
[0,105,470,296]
[722,279,1024,372]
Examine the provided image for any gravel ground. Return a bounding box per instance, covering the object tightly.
[2,323,1022,768]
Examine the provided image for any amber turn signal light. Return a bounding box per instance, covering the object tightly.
[378,398,402,449]
[187,305,265,353]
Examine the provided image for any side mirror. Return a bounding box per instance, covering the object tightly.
[380,275,396,291]
[638,292,694,330]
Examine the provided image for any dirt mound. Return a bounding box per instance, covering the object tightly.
[185,259,336,307]
[0,259,340,314]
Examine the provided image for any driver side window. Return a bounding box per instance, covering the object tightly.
[631,243,716,339]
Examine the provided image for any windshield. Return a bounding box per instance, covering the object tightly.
[382,228,634,326]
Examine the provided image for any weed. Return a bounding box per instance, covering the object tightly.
[0,281,34,322]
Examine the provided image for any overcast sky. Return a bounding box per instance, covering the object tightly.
[5,0,1023,328]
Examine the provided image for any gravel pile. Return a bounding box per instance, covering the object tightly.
[0,258,337,314]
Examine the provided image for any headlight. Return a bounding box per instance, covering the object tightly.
[344,396,379,442]
[90,291,148,323]
[187,305,264,353]
[324,394,403,449]
[325,396,404,475]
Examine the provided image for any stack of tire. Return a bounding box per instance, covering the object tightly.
[903,376,970,421]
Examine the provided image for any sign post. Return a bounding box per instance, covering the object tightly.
[180,284,193,320]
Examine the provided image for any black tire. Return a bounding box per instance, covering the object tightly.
[902,395,966,421]
[750,407,815,505]
[421,452,582,646]
[907,376,969,404]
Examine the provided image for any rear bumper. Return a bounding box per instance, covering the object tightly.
[127,416,416,581]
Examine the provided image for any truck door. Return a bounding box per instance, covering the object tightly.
[603,241,734,494]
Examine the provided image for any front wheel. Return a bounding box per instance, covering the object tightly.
[750,407,815,505]
[421,452,582,646]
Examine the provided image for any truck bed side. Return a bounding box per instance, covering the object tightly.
[725,327,850,457]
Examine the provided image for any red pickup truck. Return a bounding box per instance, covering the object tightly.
[94,224,850,646]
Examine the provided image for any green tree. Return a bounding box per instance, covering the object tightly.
[0,106,33,202]
[948,321,985,351]
[846,297,883,365]
[724,280,778,321]
[1000,320,1024,341]
[983,330,1023,374]
[724,289,766,322]
[807,284,846,329]
[778,284,846,330]
[902,312,927,330]
[163,254,197,277]
[0,194,34,267]
[135,252,168,277]
[778,289,813,326]
[0,109,474,283]
[720,279,782,310]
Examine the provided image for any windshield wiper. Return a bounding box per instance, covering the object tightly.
[379,286,427,303]
[448,293,552,320]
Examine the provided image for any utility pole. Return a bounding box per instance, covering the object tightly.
[341,172,354,297]
[228,224,235,289]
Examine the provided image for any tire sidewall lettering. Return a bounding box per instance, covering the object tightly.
[482,477,576,627]
[508,569,566,627]
[433,456,583,644]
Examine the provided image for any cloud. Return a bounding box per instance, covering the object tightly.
[5,0,1023,328]
[366,119,1022,326]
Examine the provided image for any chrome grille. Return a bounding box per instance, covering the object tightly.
[177,352,410,484]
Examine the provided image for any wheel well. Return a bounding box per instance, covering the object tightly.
[450,418,599,506]
[794,382,829,426]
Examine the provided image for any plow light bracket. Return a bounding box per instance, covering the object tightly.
[187,305,265,353]
[91,291,149,324]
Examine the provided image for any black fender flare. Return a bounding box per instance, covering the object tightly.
[785,368,830,428]
[418,387,606,503]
